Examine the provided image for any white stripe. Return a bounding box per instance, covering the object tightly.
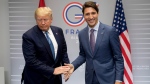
[9,7,33,8]
[11,79,20,81]
[129,14,150,15]
[10,30,26,31]
[123,30,130,43]
[9,21,33,22]
[11,75,21,76]
[10,56,23,57]
[120,31,133,83]
[128,19,150,20]
[123,54,133,82]
[10,44,22,45]
[134,81,150,82]
[132,53,150,54]
[124,75,129,84]
[10,25,33,26]
[129,9,150,10]
[133,57,150,59]
[10,53,22,54]
[134,76,150,77]
[9,11,33,13]
[9,2,35,3]
[132,48,150,49]
[9,16,33,17]
[10,34,22,36]
[10,48,21,49]
[132,38,150,39]
[75,16,82,17]
[10,39,21,40]
[132,43,150,44]
[128,4,150,5]
[123,55,132,78]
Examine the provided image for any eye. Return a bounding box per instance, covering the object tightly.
[91,12,96,15]
[37,19,42,22]
[36,19,49,22]
[85,13,90,16]
[44,19,49,21]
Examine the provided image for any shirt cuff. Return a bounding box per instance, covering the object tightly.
[116,80,122,82]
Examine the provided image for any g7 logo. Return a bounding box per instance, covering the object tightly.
[63,2,85,27]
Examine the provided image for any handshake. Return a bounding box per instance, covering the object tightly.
[53,64,74,81]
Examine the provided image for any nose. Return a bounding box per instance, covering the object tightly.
[89,14,93,19]
[41,20,45,24]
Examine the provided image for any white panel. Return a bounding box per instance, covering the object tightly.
[0,67,5,84]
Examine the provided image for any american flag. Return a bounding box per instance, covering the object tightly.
[112,0,133,84]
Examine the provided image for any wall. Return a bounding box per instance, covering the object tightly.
[0,0,10,84]
[8,0,115,84]
[1,0,150,84]
[123,0,150,83]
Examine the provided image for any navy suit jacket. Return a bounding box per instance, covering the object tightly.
[22,25,70,84]
[72,22,124,84]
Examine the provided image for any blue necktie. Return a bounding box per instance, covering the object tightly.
[45,31,55,60]
[90,29,95,53]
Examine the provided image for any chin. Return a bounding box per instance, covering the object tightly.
[39,28,47,31]
[89,24,95,28]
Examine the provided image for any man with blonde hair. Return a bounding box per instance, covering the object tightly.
[21,7,70,84]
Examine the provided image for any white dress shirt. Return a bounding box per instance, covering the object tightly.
[88,21,100,41]
[43,27,58,58]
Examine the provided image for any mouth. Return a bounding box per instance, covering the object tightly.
[88,19,95,23]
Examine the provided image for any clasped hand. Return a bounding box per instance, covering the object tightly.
[53,64,74,81]
[63,64,74,82]
[53,66,70,75]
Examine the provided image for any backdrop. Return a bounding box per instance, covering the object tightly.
[9,0,150,84]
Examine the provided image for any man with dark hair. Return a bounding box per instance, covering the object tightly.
[65,1,124,84]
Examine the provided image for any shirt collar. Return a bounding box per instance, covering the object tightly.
[43,27,51,34]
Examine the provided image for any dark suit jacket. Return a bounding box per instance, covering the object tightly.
[72,22,124,84]
[22,25,70,84]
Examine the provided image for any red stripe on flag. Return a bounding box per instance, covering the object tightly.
[120,44,132,71]
[120,33,131,53]
[124,68,133,84]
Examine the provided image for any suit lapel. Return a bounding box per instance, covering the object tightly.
[34,26,55,61]
[93,23,105,56]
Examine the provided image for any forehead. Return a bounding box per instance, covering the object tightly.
[84,7,97,13]
[36,14,51,19]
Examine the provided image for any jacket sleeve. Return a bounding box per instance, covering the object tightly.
[72,32,86,70]
[110,27,124,81]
